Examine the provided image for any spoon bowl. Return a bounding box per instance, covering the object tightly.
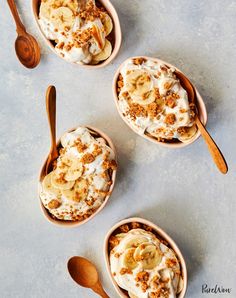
[68,257,99,288]
[68,256,109,297]
[15,34,41,69]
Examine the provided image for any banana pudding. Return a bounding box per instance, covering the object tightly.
[109,223,184,298]
[40,127,117,221]
[38,0,113,64]
[116,57,197,143]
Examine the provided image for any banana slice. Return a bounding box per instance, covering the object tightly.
[42,172,61,196]
[50,7,75,31]
[126,70,155,105]
[51,170,75,190]
[62,178,88,202]
[123,248,138,270]
[54,0,78,13]
[134,242,162,270]
[124,236,147,249]
[56,155,84,181]
[39,1,53,20]
[101,13,113,36]
[92,39,112,62]
[178,124,197,142]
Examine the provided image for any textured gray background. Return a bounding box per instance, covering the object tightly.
[0,0,235,297]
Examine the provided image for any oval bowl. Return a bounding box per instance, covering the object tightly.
[104,217,188,298]
[32,0,122,68]
[39,125,117,227]
[113,56,207,148]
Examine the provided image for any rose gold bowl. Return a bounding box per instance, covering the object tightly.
[104,217,188,298]
[32,0,122,68]
[113,56,208,148]
[38,126,117,227]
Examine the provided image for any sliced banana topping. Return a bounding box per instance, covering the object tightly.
[50,7,75,31]
[178,124,197,142]
[123,248,138,270]
[39,1,54,20]
[125,236,148,249]
[92,39,112,63]
[134,242,162,270]
[62,178,88,202]
[101,13,113,36]
[126,70,155,105]
[50,170,75,190]
[42,172,61,196]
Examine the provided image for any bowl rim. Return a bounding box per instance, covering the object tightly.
[112,56,208,148]
[31,0,122,68]
[104,217,188,298]
[38,125,117,227]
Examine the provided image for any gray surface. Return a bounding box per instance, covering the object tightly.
[0,0,235,297]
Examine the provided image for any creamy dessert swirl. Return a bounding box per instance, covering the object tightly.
[40,127,117,221]
[117,58,197,143]
[110,228,183,298]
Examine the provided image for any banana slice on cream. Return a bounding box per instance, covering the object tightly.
[50,7,75,32]
[125,236,148,249]
[42,172,61,196]
[123,248,138,270]
[134,242,162,270]
[54,0,78,13]
[62,178,88,202]
[126,70,155,105]
[101,13,113,36]
[51,170,75,190]
[39,1,54,20]
[178,124,197,142]
[92,39,112,63]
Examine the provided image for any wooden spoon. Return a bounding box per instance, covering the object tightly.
[175,70,228,174]
[68,256,110,298]
[7,0,40,68]
[45,86,58,174]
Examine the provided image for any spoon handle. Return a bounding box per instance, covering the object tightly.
[195,116,228,174]
[7,0,26,34]
[45,86,58,173]
[92,281,110,298]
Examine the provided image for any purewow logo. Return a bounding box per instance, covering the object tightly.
[202,284,232,294]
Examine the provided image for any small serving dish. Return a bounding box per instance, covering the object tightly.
[39,126,117,227]
[32,0,122,68]
[104,217,187,297]
[113,56,207,148]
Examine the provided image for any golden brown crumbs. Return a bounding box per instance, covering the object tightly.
[120,268,132,275]
[109,235,120,248]
[119,224,130,233]
[102,159,117,171]
[130,222,141,229]
[165,97,176,108]
[48,199,61,209]
[142,224,153,232]
[114,252,121,258]
[165,258,177,268]
[92,144,102,157]
[132,57,147,65]
[81,153,95,164]
[179,108,187,113]
[141,282,149,293]
[135,271,149,282]
[164,113,176,125]
[128,103,147,120]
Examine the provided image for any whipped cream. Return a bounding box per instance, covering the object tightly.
[38,0,112,64]
[40,127,116,221]
[117,58,196,142]
[110,228,182,298]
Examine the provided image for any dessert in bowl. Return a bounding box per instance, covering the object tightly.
[113,57,207,148]
[32,0,122,67]
[39,126,117,227]
[104,218,187,298]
